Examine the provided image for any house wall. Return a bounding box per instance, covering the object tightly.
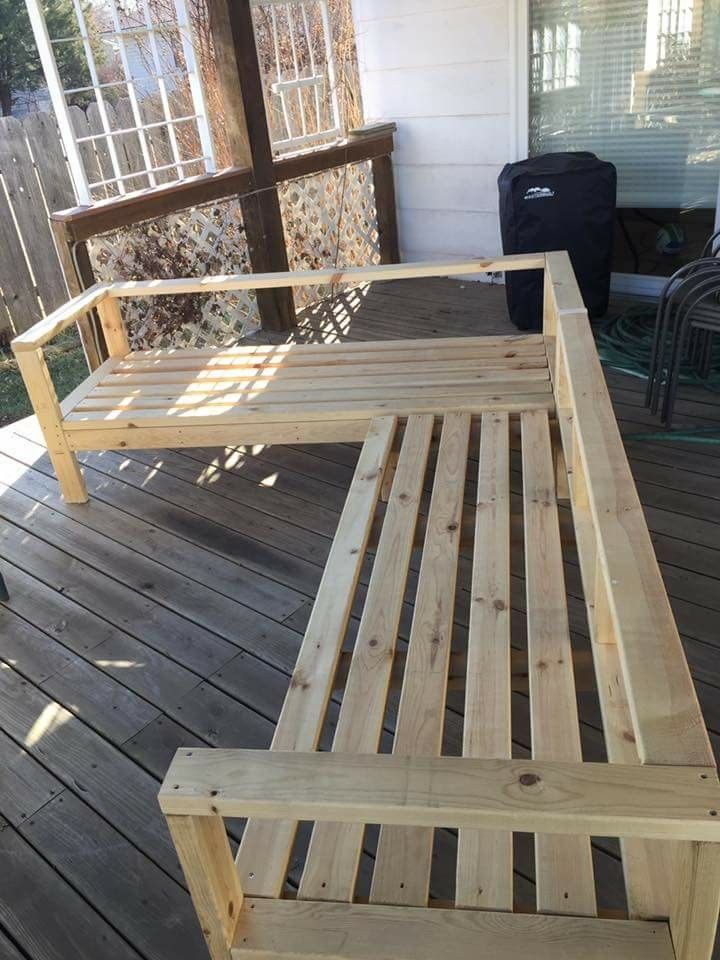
[351,0,526,263]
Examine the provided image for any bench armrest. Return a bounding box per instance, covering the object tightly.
[159,749,720,843]
[11,283,110,353]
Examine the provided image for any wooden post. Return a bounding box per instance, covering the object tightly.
[670,841,720,960]
[14,348,87,503]
[207,0,295,331]
[50,218,105,369]
[95,297,130,357]
[371,154,400,264]
[166,814,243,960]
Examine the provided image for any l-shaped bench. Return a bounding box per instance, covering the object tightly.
[12,253,720,960]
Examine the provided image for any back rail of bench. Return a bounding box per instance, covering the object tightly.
[544,251,720,958]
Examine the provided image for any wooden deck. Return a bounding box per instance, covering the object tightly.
[1,277,719,960]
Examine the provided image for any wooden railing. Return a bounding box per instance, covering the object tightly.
[49,123,399,366]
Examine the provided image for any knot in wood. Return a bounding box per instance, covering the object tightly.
[519,773,541,787]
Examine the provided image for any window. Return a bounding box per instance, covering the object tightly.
[528,0,720,211]
[531,20,581,93]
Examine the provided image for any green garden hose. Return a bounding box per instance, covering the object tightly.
[594,303,720,443]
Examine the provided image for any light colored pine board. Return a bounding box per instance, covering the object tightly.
[670,841,720,960]
[298,414,434,902]
[107,254,547,300]
[228,898,675,960]
[555,312,713,766]
[102,356,548,387]
[14,348,87,502]
[456,411,512,910]
[65,420,371,450]
[521,409,597,916]
[95,297,130,357]
[74,379,552,413]
[126,332,546,361]
[88,366,550,397]
[11,283,108,351]
[370,411,470,907]
[64,393,555,428]
[167,814,242,960]
[556,407,679,920]
[114,344,547,375]
[235,416,396,898]
[160,749,720,843]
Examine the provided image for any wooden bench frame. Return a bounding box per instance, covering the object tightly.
[14,253,720,958]
[11,253,546,505]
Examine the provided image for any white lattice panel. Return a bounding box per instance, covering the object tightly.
[88,160,381,347]
[279,159,380,309]
[89,200,260,349]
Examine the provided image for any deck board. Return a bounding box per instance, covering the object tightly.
[0,277,718,958]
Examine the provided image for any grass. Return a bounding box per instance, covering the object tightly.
[0,328,89,428]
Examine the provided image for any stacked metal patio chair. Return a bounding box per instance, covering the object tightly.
[646,228,720,428]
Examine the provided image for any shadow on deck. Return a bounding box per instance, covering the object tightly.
[0,278,718,960]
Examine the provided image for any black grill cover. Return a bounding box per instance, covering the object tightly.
[498,152,616,330]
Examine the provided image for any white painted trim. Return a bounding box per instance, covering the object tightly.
[25,0,90,203]
[509,0,529,162]
[610,272,665,298]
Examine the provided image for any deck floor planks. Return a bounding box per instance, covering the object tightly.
[1,277,718,959]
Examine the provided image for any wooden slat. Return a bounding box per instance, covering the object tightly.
[106,254,548,300]
[229,898,675,960]
[98,356,549,387]
[555,311,713,767]
[74,379,552,413]
[298,414,434,902]
[456,411,512,910]
[370,411,470,907]
[59,357,121,417]
[116,345,546,375]
[556,406,678,920]
[160,750,720,844]
[11,283,109,351]
[64,420,372,451]
[521,409,597,916]
[235,416,396,898]
[125,333,545,361]
[63,393,554,428]
[87,366,550,397]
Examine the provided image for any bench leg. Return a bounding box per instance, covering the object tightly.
[14,349,88,504]
[670,841,720,960]
[166,814,243,960]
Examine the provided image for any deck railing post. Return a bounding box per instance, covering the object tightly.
[371,153,400,264]
[206,0,296,332]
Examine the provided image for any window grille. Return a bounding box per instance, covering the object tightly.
[531,20,581,94]
[251,0,342,154]
[25,0,216,204]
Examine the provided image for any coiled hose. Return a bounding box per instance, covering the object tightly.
[594,304,720,443]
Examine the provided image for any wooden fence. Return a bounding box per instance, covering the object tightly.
[0,95,204,341]
[0,112,76,339]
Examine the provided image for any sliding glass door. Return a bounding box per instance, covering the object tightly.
[528,0,720,287]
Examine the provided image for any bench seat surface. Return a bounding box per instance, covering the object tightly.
[61,335,553,428]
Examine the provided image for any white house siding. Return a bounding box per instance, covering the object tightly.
[351,0,522,263]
